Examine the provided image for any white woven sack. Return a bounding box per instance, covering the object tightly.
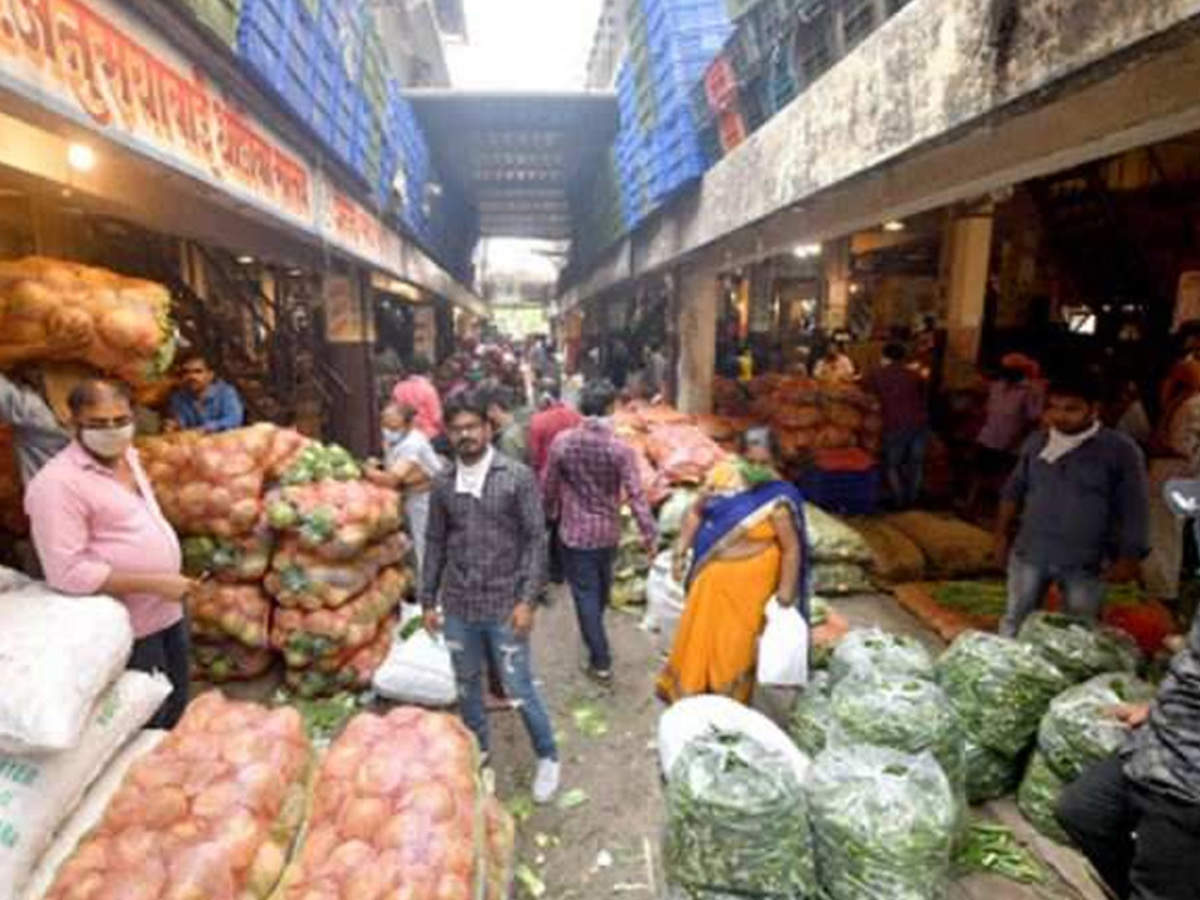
[642,551,685,648]
[0,671,170,899]
[657,694,811,786]
[23,729,168,900]
[0,582,133,754]
[373,629,457,706]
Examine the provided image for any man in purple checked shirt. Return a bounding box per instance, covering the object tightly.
[543,379,656,684]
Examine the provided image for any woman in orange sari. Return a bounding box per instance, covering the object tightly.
[656,427,809,704]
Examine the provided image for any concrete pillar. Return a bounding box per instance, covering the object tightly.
[675,260,720,415]
[942,207,995,386]
[322,270,376,457]
[822,237,852,330]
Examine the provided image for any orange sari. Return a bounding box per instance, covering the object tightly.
[655,518,782,704]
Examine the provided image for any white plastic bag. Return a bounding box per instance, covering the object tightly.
[657,694,811,785]
[642,551,686,649]
[757,598,809,687]
[0,582,133,754]
[372,628,457,706]
[0,671,170,899]
[22,729,167,900]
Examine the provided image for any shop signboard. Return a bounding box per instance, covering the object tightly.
[0,0,313,225]
[0,0,477,310]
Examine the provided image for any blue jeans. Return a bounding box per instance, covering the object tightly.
[443,615,557,761]
[561,545,616,671]
[881,426,930,508]
[1001,553,1104,636]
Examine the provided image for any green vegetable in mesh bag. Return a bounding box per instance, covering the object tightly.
[806,745,956,900]
[805,503,873,563]
[828,670,966,810]
[665,729,816,898]
[829,627,934,684]
[935,631,1069,757]
[963,733,1022,804]
[181,535,217,576]
[1017,612,1140,683]
[1038,672,1155,782]
[1017,750,1071,844]
[788,670,832,757]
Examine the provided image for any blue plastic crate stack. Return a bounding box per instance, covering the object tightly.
[571,146,625,264]
[613,0,733,232]
[231,0,467,271]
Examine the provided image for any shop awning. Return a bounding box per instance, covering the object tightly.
[404,91,618,241]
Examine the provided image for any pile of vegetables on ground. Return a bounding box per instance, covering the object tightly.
[670,604,1164,897]
[137,424,411,696]
[0,256,175,384]
[712,374,884,464]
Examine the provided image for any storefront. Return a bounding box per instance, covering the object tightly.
[0,0,484,450]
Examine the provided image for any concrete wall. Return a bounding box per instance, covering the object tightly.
[566,0,1200,303]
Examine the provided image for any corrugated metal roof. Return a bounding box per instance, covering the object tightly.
[404,91,617,240]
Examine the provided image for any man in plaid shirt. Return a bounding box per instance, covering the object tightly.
[543,380,656,683]
[422,391,560,803]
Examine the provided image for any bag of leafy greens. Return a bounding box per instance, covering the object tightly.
[829,627,934,685]
[963,733,1022,804]
[935,631,1069,757]
[1017,612,1140,683]
[665,729,816,899]
[788,670,833,757]
[807,745,956,900]
[828,669,966,813]
[1038,672,1155,782]
[1017,750,1071,844]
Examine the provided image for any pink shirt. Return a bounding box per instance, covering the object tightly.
[24,441,183,638]
[392,375,444,439]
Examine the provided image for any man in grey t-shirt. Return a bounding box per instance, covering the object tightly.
[993,373,1149,636]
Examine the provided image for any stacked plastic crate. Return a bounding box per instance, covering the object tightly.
[387,86,433,242]
[179,0,242,48]
[238,0,316,122]
[695,0,809,158]
[572,146,626,264]
[611,0,732,232]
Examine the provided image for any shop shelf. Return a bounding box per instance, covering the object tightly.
[702,52,737,112]
[797,465,879,515]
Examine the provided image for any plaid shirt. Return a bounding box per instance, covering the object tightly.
[1122,613,1200,803]
[542,418,656,550]
[420,453,546,621]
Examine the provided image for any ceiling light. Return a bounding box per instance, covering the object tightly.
[849,282,862,294]
[236,255,255,265]
[288,268,304,276]
[67,143,95,172]
[793,243,821,259]
[882,219,906,232]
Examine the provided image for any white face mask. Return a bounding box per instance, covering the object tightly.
[80,424,135,459]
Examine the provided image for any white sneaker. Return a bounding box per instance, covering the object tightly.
[532,758,561,804]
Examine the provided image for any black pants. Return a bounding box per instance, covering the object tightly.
[1056,754,1200,900]
[546,522,565,586]
[561,545,616,671]
[128,618,191,729]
